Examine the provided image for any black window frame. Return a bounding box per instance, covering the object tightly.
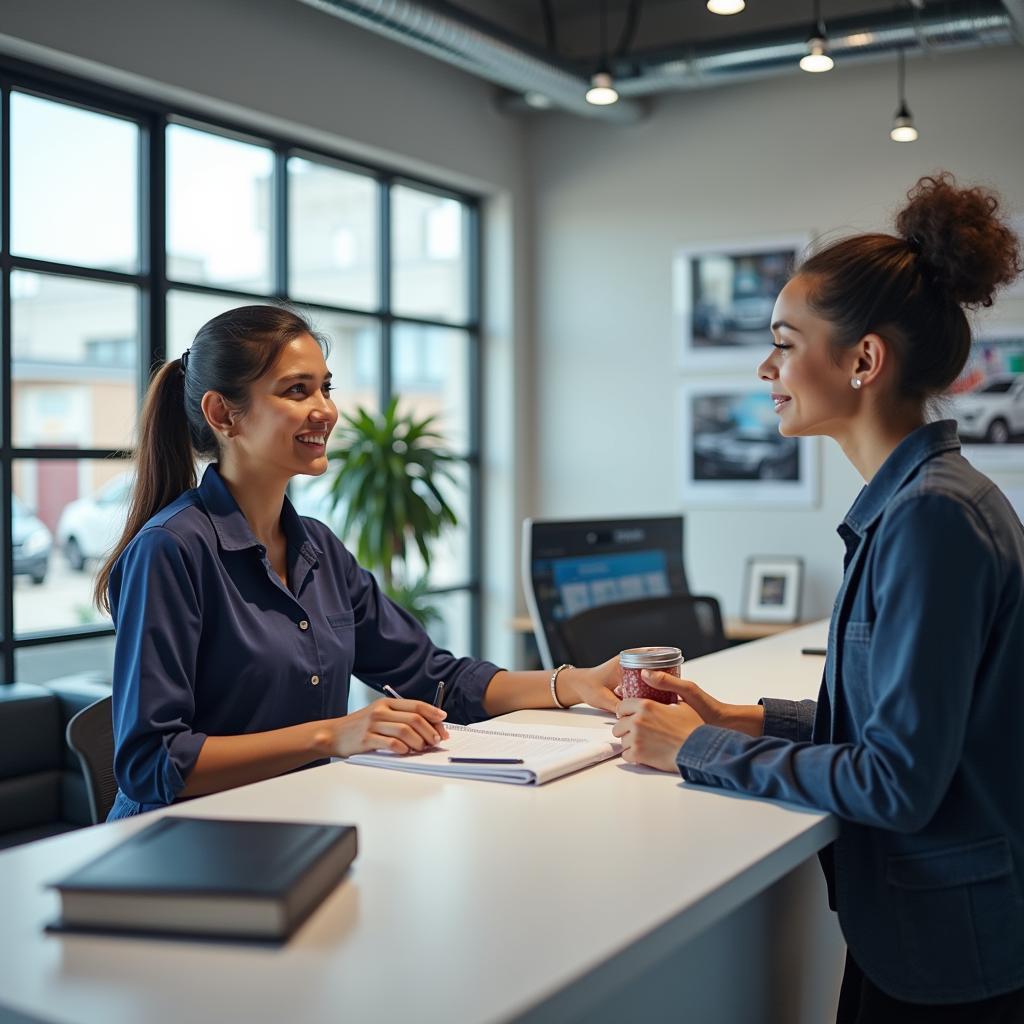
[0,56,483,682]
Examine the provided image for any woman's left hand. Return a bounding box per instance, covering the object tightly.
[558,658,622,713]
[612,699,705,772]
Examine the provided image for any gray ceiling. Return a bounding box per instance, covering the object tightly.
[450,1,929,61]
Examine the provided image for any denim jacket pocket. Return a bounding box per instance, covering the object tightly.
[886,838,1022,989]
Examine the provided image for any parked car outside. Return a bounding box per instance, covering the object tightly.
[953,373,1024,444]
[12,496,52,585]
[56,473,131,571]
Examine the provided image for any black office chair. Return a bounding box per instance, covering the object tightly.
[65,695,117,825]
[558,594,728,667]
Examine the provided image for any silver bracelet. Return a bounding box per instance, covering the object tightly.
[550,663,574,709]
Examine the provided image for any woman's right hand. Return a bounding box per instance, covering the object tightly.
[638,670,765,737]
[322,698,450,757]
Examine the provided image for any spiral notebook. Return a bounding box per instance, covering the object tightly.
[346,721,621,785]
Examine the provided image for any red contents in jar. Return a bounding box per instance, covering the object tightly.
[619,664,680,703]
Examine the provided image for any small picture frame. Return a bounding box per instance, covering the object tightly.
[743,556,803,623]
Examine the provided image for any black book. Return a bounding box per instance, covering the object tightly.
[49,816,358,942]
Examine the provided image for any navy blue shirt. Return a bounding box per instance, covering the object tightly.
[107,464,501,819]
[675,421,1024,1003]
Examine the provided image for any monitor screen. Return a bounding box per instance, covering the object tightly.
[523,517,688,668]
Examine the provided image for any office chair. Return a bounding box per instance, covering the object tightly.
[65,695,117,825]
[558,594,728,668]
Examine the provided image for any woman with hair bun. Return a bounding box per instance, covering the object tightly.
[101,305,621,820]
[616,174,1024,1020]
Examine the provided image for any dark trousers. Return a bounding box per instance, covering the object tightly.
[837,951,1024,1024]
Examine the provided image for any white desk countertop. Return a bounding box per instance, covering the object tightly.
[0,621,834,1024]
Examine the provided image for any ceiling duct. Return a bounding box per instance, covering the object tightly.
[295,0,645,122]
[296,0,1019,120]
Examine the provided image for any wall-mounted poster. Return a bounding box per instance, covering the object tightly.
[949,326,1024,470]
[678,378,817,507]
[673,235,809,369]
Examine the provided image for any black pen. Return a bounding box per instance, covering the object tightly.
[448,757,524,764]
[433,680,446,708]
[801,647,827,656]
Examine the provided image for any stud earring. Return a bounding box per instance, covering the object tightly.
[850,377,863,390]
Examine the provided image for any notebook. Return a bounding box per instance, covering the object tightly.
[49,816,358,942]
[347,720,621,784]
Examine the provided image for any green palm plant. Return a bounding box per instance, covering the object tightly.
[324,398,459,625]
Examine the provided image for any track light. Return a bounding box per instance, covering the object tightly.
[799,0,834,72]
[586,70,619,105]
[890,49,918,141]
[707,0,745,13]
[585,1,619,105]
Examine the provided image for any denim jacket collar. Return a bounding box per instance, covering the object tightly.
[198,463,322,562]
[841,419,961,539]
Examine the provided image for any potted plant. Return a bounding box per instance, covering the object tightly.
[323,398,460,627]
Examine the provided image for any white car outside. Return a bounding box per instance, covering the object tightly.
[954,374,1024,444]
[56,473,131,571]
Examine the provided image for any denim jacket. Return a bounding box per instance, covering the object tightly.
[676,421,1024,1003]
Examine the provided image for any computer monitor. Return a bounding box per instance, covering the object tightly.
[522,516,690,669]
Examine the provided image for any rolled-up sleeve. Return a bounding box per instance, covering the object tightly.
[676,493,998,833]
[109,527,206,805]
[344,554,501,724]
[759,697,817,742]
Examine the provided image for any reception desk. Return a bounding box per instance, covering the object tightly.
[0,621,844,1024]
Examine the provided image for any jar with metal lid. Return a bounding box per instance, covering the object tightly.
[619,646,683,704]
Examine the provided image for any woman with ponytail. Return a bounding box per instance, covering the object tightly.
[103,305,621,821]
[616,175,1024,1020]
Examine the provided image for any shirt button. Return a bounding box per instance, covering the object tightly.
[311,674,320,686]
[299,620,309,631]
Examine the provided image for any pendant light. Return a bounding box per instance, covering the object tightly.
[707,0,745,13]
[586,0,619,105]
[890,48,919,142]
[800,0,834,72]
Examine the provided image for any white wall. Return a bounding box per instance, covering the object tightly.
[0,0,536,665]
[528,46,1024,620]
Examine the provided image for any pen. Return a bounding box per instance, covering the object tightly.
[448,757,524,764]
[433,680,446,708]
[801,647,827,656]
[382,684,402,699]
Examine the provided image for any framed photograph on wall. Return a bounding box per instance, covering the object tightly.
[743,556,803,623]
[949,325,1024,470]
[678,377,818,506]
[673,235,809,369]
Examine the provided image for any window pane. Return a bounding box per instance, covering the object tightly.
[167,124,273,292]
[16,635,115,686]
[424,589,471,656]
[392,186,469,323]
[288,157,378,310]
[166,289,245,361]
[12,272,139,449]
[11,92,139,272]
[392,323,470,454]
[402,459,471,589]
[13,458,132,636]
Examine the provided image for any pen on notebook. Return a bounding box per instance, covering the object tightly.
[448,757,524,765]
[801,647,827,656]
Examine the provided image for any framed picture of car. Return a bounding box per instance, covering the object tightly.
[673,235,810,369]
[949,326,1024,469]
[678,377,818,507]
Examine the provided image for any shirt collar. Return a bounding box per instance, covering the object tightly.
[198,463,323,561]
[841,419,961,538]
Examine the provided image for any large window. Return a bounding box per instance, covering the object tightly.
[0,63,482,683]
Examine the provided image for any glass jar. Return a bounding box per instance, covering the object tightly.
[619,646,684,704]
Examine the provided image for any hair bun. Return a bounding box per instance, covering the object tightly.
[895,173,1021,308]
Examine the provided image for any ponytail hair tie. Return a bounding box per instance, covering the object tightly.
[180,348,191,378]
